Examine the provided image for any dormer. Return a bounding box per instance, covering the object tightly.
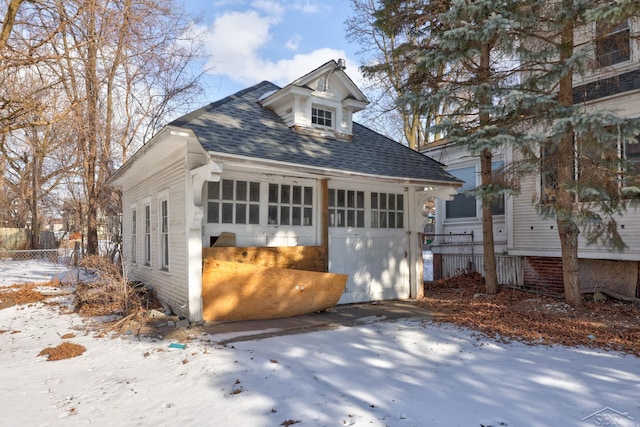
[259,59,369,139]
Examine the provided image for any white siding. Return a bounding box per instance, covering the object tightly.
[123,158,190,318]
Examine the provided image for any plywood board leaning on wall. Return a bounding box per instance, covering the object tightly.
[202,258,347,322]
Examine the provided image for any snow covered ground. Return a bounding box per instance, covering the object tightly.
[1,261,639,427]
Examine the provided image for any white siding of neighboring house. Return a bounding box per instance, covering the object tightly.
[122,157,190,318]
[424,143,508,255]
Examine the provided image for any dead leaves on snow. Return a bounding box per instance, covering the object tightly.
[37,342,86,361]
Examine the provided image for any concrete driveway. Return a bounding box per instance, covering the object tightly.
[198,300,432,344]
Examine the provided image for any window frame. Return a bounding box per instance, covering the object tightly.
[143,201,151,267]
[370,191,404,229]
[130,205,137,264]
[159,193,169,271]
[311,105,334,129]
[596,19,631,68]
[328,188,365,228]
[207,179,261,225]
[268,183,314,226]
[445,166,478,219]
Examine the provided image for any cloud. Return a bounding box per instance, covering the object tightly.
[200,2,363,89]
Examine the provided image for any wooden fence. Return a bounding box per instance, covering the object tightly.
[438,253,524,287]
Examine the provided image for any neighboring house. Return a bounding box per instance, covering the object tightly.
[422,18,640,298]
[109,60,461,322]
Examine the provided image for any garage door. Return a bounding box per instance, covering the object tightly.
[330,234,410,304]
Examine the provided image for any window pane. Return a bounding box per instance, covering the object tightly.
[208,181,219,199]
[388,194,395,210]
[304,187,313,205]
[236,203,247,224]
[222,180,234,200]
[380,211,387,228]
[347,210,355,227]
[329,209,336,227]
[347,191,355,208]
[356,211,364,228]
[446,195,477,219]
[356,191,364,208]
[397,212,404,229]
[236,181,247,201]
[280,206,290,225]
[389,212,396,228]
[292,206,301,225]
[397,194,404,211]
[492,195,505,216]
[380,193,387,210]
[292,186,302,204]
[371,193,378,209]
[337,209,345,227]
[371,211,378,228]
[337,190,345,207]
[268,206,278,225]
[249,205,260,224]
[281,185,290,204]
[269,184,278,203]
[250,182,260,202]
[222,203,233,223]
[328,189,335,207]
[308,207,315,226]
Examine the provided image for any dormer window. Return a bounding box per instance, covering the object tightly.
[596,19,630,68]
[312,106,333,128]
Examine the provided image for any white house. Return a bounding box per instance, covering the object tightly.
[109,60,461,322]
[422,18,640,299]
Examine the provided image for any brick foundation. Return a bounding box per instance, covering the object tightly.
[523,256,564,294]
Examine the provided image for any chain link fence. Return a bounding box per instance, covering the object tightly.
[0,247,82,285]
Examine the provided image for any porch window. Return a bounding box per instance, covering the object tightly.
[596,20,630,68]
[159,198,169,271]
[207,180,260,225]
[446,166,477,218]
[311,106,333,128]
[143,204,151,266]
[131,207,137,264]
[371,192,404,229]
[268,183,313,226]
[328,189,365,228]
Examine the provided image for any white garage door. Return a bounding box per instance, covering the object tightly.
[330,233,410,304]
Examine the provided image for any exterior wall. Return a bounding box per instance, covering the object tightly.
[422,143,508,256]
[201,171,420,304]
[122,157,189,318]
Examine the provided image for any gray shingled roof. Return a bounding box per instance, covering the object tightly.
[169,81,460,184]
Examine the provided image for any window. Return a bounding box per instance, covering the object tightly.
[491,161,506,216]
[540,139,561,204]
[311,106,333,127]
[446,166,477,219]
[596,20,630,68]
[131,207,137,264]
[143,204,151,266]
[329,189,365,228]
[268,183,313,226]
[160,199,169,271]
[371,192,404,229]
[207,180,260,225]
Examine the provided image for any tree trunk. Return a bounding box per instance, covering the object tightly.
[556,5,582,308]
[479,42,498,294]
[481,148,498,294]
